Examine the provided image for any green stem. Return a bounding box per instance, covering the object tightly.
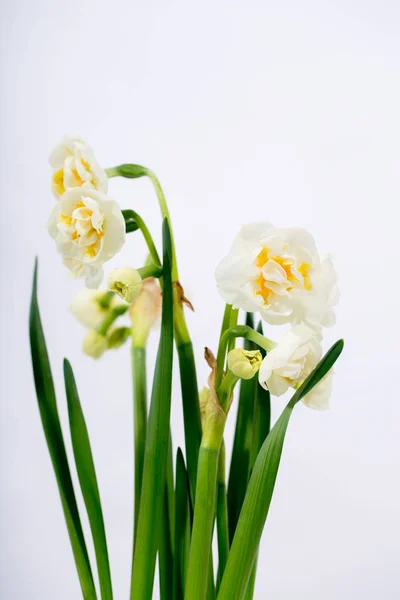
[128,210,161,267]
[97,305,128,336]
[106,165,178,280]
[137,264,163,280]
[216,441,229,590]
[217,371,239,413]
[131,345,147,557]
[185,443,221,600]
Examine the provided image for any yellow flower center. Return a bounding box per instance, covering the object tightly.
[59,200,104,260]
[255,247,312,304]
[53,169,65,196]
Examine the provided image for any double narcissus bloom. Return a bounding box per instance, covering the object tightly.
[48,187,126,288]
[49,135,108,198]
[258,324,332,410]
[47,136,125,288]
[215,223,338,333]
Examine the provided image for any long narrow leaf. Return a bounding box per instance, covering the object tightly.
[217,339,344,600]
[130,219,174,599]
[64,359,113,600]
[29,260,97,599]
[173,449,191,600]
[159,433,174,599]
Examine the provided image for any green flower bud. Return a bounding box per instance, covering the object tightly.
[227,348,262,380]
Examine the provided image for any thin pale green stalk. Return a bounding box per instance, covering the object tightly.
[185,444,221,600]
[216,441,229,589]
[159,434,174,600]
[130,220,174,600]
[217,339,344,600]
[123,209,161,267]
[173,449,191,600]
[131,345,147,550]
[29,260,97,599]
[64,359,113,600]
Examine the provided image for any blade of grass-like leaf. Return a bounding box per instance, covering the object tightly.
[159,433,174,600]
[217,339,344,600]
[130,219,174,599]
[173,449,191,600]
[64,359,113,600]
[29,260,97,599]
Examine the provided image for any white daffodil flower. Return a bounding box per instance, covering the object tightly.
[108,267,143,303]
[258,323,332,410]
[215,223,338,331]
[49,135,108,198]
[48,186,126,288]
[70,289,123,329]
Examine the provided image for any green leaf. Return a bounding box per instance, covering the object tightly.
[64,359,113,600]
[29,259,97,599]
[122,209,140,233]
[176,341,202,502]
[173,449,191,600]
[130,219,174,600]
[217,339,344,600]
[159,433,175,600]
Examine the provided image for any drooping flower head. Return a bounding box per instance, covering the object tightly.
[215,223,338,331]
[49,135,108,198]
[70,288,124,329]
[258,323,333,410]
[48,186,126,288]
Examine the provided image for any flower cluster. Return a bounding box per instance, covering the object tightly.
[217,223,339,409]
[47,136,126,288]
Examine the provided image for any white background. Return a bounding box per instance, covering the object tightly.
[1,1,400,598]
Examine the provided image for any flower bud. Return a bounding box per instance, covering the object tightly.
[227,348,262,380]
[108,267,142,303]
[82,330,108,359]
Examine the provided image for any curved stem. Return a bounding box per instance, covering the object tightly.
[129,210,161,267]
[216,325,275,386]
[106,165,178,280]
